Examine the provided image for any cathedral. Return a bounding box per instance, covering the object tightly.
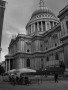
[5,1,68,73]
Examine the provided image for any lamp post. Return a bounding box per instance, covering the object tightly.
[41,68,43,83]
[45,68,47,77]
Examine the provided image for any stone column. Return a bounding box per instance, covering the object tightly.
[49,22,51,29]
[46,22,48,31]
[41,21,43,31]
[6,60,7,72]
[13,59,14,69]
[20,40,23,52]
[30,25,31,34]
[9,59,10,70]
[53,22,54,27]
[19,58,22,69]
[45,21,46,31]
[22,58,24,68]
[37,22,39,32]
[19,39,21,52]
[31,25,32,33]
[34,23,35,32]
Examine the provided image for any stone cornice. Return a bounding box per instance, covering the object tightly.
[60,34,68,41]
[12,44,63,58]
[5,54,13,59]
[58,5,68,20]
[26,18,59,28]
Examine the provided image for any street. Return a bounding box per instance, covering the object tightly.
[0,76,68,90]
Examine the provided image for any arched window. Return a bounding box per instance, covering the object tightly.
[55,53,59,60]
[27,49,30,52]
[27,58,30,67]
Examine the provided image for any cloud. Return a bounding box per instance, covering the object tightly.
[18,27,26,34]
[0,51,7,62]
[5,30,16,38]
[4,0,34,27]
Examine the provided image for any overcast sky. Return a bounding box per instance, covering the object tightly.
[1,0,68,62]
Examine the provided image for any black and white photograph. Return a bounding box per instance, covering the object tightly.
[0,0,68,90]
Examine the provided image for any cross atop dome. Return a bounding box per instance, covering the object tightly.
[39,0,45,7]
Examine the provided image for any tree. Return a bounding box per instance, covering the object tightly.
[0,65,5,75]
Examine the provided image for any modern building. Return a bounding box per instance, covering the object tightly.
[0,0,6,58]
[5,1,68,73]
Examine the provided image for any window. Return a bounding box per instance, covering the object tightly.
[55,43,57,47]
[45,15,47,17]
[48,15,49,17]
[66,21,68,29]
[46,57,49,61]
[41,58,43,62]
[37,16,38,18]
[27,49,30,52]
[45,39,48,50]
[53,34,58,47]
[42,15,44,17]
[41,59,43,69]
[46,47,47,50]
[27,58,30,67]
[55,53,59,60]
[39,15,41,17]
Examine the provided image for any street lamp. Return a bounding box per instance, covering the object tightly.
[41,68,43,83]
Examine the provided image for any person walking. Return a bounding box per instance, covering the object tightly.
[54,72,58,83]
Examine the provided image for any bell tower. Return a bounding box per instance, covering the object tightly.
[0,0,6,59]
[58,5,68,70]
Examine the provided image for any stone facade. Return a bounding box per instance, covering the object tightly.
[5,3,68,72]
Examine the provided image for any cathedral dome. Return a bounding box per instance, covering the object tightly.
[26,1,59,35]
[31,7,57,20]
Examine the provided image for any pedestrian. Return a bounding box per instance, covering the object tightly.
[54,72,58,83]
[12,74,16,86]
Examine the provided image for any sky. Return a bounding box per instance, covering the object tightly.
[1,0,68,62]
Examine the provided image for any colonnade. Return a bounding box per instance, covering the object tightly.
[5,59,10,72]
[27,21,57,34]
[5,59,14,72]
